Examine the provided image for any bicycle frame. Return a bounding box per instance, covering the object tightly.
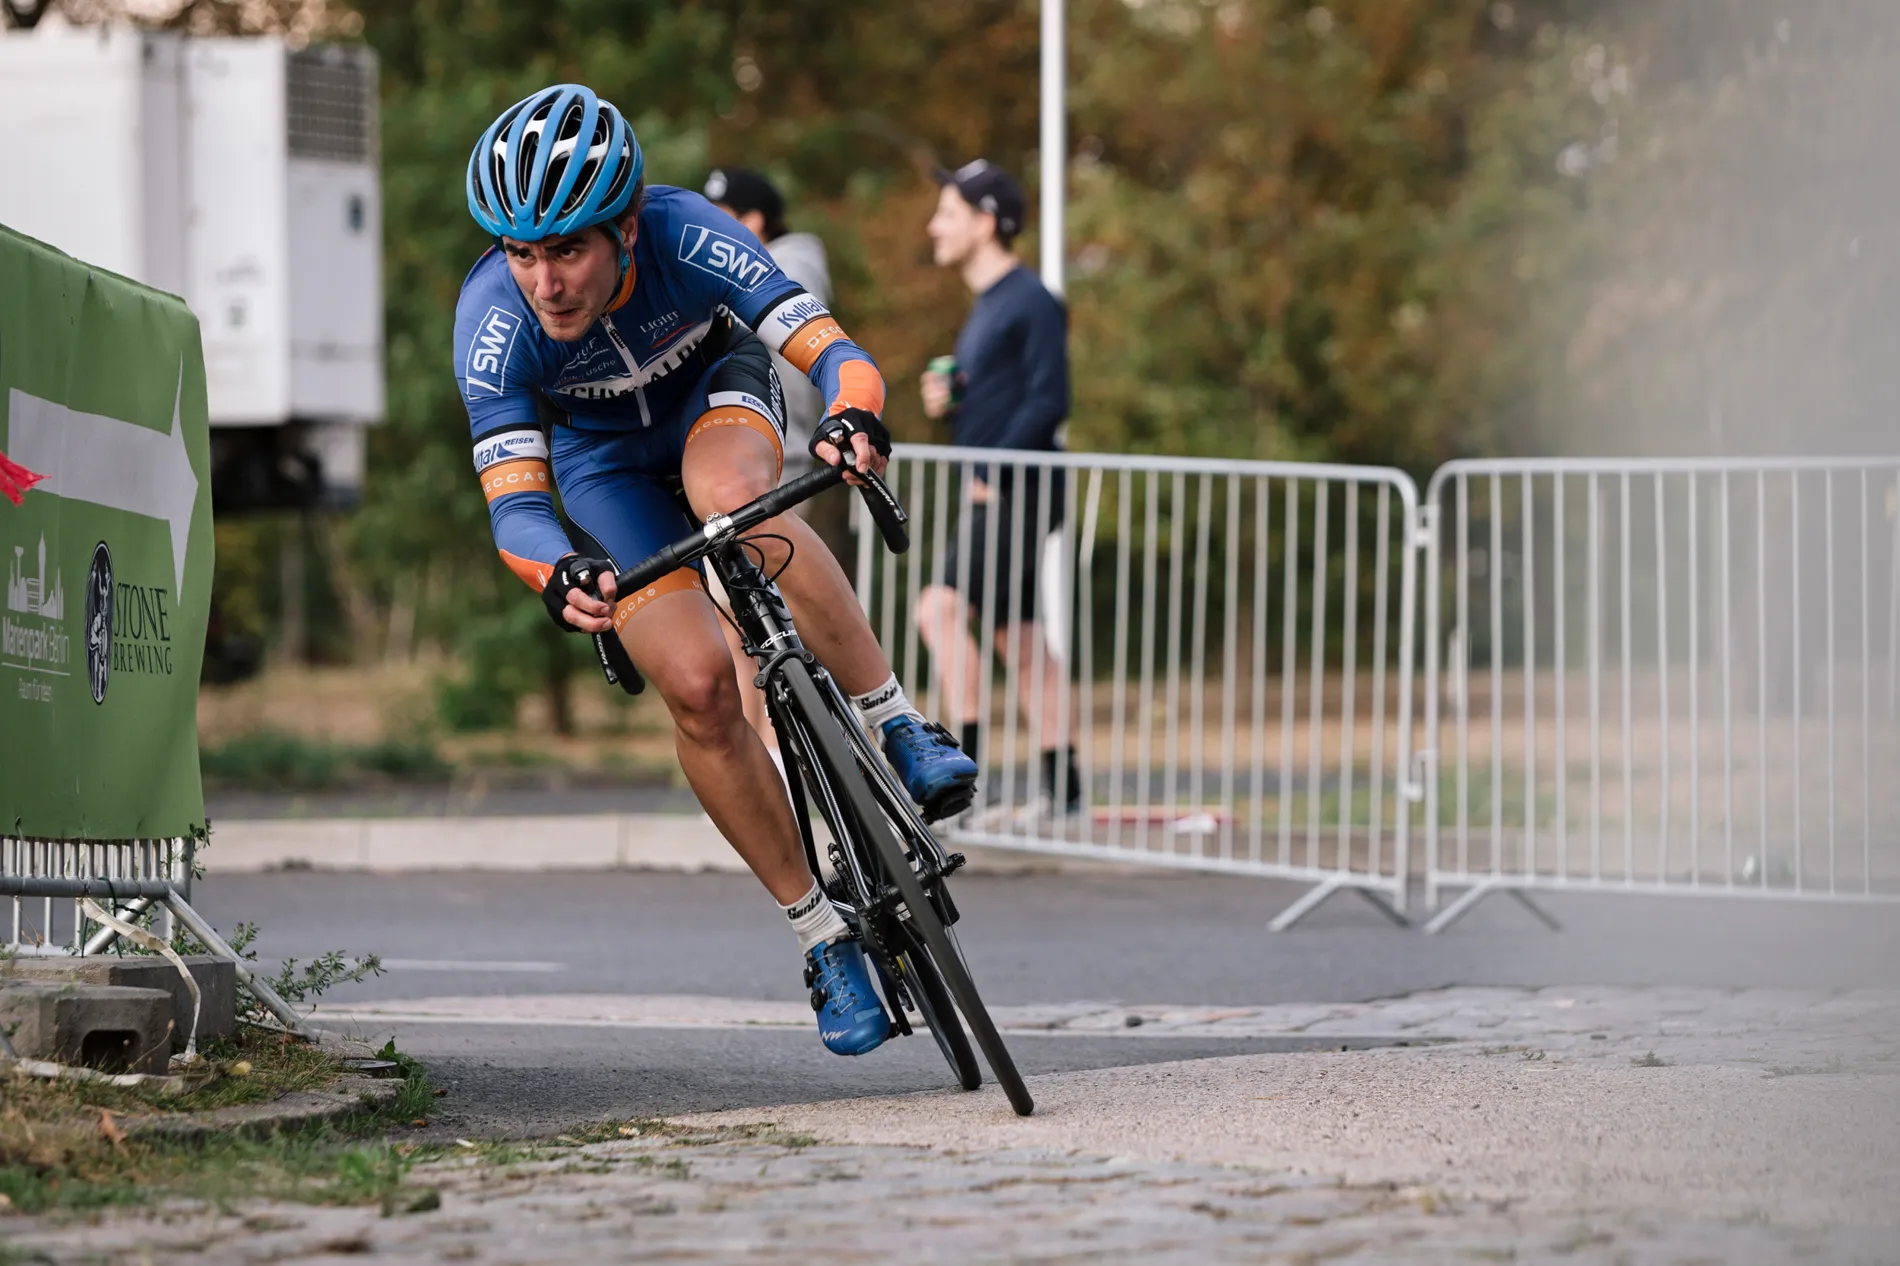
[593,459,1031,1112]
[706,538,959,924]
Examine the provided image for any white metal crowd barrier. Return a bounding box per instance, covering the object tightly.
[855,444,1425,929]
[1421,457,1900,931]
[2,834,308,1030]
[3,837,192,953]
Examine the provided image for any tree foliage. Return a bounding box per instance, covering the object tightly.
[45,0,1900,698]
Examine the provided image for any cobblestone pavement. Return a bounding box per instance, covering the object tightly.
[10,987,1899,1264]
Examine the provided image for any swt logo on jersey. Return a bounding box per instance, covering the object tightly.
[464,306,522,397]
[678,225,773,291]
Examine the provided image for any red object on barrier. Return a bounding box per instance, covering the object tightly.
[0,451,44,505]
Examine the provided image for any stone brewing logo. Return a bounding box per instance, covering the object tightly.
[85,541,112,704]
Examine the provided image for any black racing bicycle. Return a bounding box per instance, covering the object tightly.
[595,459,1035,1117]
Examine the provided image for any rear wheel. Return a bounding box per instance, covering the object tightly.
[892,923,981,1091]
[781,662,1034,1116]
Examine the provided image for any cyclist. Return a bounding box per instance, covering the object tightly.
[454,86,977,1057]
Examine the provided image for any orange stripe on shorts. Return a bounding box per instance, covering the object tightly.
[611,568,705,633]
[685,405,784,473]
[481,458,552,503]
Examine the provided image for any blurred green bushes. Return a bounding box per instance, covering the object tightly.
[131,0,1898,711]
[199,731,451,790]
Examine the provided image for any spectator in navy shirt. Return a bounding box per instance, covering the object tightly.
[914,160,1079,821]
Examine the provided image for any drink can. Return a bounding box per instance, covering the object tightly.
[927,355,963,405]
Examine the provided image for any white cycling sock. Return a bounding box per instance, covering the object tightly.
[781,880,849,955]
[852,674,923,730]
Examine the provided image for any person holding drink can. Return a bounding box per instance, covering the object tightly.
[915,160,1078,824]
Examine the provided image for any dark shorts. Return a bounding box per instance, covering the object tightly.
[939,491,1056,629]
[552,329,786,581]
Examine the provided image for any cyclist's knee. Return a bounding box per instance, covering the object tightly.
[660,654,745,745]
[682,423,779,519]
[915,584,966,632]
[687,469,775,520]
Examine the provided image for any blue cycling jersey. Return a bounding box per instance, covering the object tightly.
[452,185,882,589]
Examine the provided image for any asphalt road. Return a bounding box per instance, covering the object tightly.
[194,869,1900,1139]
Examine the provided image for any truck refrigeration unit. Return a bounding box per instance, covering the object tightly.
[0,21,384,510]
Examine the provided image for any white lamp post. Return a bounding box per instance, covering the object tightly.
[1040,0,1065,295]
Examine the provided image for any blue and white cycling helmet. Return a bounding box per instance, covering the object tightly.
[466,85,644,241]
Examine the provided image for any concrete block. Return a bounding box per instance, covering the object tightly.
[0,980,175,1074]
[4,955,236,1050]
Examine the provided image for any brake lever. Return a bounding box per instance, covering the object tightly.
[854,467,909,554]
[818,426,909,555]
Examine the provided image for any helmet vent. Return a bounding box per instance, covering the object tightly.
[467,86,642,239]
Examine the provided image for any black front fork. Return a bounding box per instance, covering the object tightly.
[709,542,830,886]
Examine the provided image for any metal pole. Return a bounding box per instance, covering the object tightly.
[1040,0,1066,295]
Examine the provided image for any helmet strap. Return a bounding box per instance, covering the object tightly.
[604,223,637,313]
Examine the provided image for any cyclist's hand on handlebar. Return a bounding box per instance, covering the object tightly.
[812,407,890,487]
[540,555,618,634]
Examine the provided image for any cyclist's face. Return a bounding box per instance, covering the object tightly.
[500,218,633,341]
[928,186,992,267]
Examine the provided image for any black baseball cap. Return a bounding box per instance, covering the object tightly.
[933,159,1025,242]
[703,167,786,234]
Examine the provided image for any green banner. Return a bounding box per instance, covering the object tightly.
[0,222,212,840]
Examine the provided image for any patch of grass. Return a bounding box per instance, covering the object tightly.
[706,1122,819,1150]
[374,1040,437,1123]
[1630,1050,1670,1068]
[0,1033,439,1217]
[0,1245,61,1266]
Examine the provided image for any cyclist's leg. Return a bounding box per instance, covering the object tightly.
[682,422,891,696]
[987,490,1075,814]
[915,504,991,754]
[989,490,1066,747]
[555,428,810,905]
[675,337,976,816]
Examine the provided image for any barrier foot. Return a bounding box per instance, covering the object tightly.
[1353,886,1412,929]
[1422,882,1494,934]
[1268,878,1342,931]
[163,893,312,1037]
[1423,882,1563,934]
[1269,878,1410,932]
[1508,887,1563,932]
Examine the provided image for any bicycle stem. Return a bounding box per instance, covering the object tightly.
[607,460,907,596]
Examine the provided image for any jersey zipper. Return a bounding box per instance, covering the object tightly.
[600,313,654,427]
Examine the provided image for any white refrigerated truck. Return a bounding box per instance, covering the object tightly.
[0,21,383,508]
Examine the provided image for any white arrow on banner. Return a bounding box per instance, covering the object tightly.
[5,366,200,598]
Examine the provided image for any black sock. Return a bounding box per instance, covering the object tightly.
[1041,747,1081,809]
[959,722,981,765]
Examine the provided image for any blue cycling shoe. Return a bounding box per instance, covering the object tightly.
[880,716,979,821]
[805,936,891,1056]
